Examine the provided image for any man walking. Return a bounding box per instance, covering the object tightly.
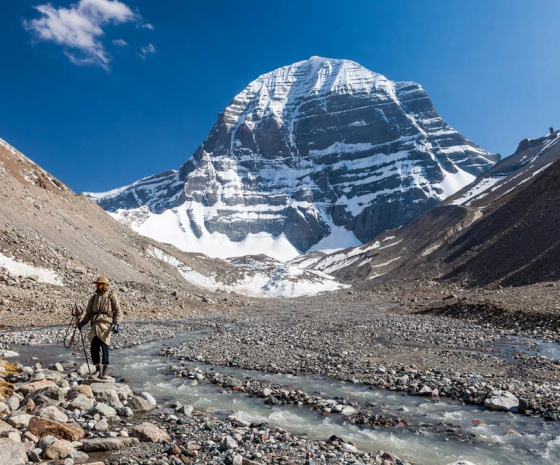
[78,276,121,379]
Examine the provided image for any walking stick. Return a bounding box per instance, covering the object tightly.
[64,303,92,375]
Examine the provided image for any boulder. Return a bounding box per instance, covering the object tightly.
[72,450,89,464]
[341,406,357,416]
[221,435,238,451]
[88,382,120,397]
[81,437,139,451]
[37,435,57,450]
[132,422,171,443]
[5,395,20,412]
[0,402,9,416]
[17,380,54,396]
[67,394,94,411]
[140,392,156,407]
[7,414,34,429]
[0,350,19,358]
[38,406,68,423]
[0,420,13,433]
[43,439,74,460]
[0,438,28,464]
[93,389,122,408]
[127,395,155,413]
[419,385,433,396]
[341,442,360,453]
[77,364,90,376]
[67,386,93,399]
[484,390,519,412]
[0,429,21,442]
[28,417,85,441]
[91,402,117,417]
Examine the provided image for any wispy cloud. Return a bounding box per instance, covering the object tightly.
[141,23,154,30]
[23,0,141,71]
[137,43,156,60]
[112,38,128,46]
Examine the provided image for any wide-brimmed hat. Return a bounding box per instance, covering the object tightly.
[93,276,110,285]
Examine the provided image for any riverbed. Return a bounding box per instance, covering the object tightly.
[10,328,560,465]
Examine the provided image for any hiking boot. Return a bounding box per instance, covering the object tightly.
[101,365,110,380]
[90,365,101,379]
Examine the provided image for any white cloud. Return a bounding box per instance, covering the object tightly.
[23,0,140,71]
[137,43,156,60]
[113,38,128,46]
[141,23,154,30]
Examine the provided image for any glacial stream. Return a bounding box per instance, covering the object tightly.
[12,330,560,465]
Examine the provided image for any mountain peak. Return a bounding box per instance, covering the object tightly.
[244,57,387,105]
[89,58,498,261]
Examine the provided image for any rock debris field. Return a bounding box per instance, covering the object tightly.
[1,294,560,464]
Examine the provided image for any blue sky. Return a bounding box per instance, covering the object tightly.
[1,0,559,192]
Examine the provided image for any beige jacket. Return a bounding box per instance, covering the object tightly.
[81,290,121,345]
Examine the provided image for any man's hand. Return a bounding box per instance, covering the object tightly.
[112,323,120,335]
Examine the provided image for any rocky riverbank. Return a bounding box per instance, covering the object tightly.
[0,320,208,350]
[0,347,418,465]
[158,298,560,423]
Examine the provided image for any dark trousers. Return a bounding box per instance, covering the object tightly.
[91,336,109,366]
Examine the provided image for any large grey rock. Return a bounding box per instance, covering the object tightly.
[0,438,28,464]
[484,390,519,412]
[5,395,20,412]
[132,422,171,443]
[43,438,74,460]
[7,414,34,429]
[72,450,89,464]
[91,403,117,417]
[0,402,9,416]
[127,395,155,413]
[0,420,13,433]
[67,394,94,411]
[139,392,156,407]
[38,406,68,423]
[90,57,498,254]
[81,437,139,451]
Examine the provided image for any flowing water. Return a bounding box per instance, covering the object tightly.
[13,330,560,465]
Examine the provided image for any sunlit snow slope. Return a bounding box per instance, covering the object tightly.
[87,57,498,261]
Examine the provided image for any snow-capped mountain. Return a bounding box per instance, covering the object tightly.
[88,56,498,261]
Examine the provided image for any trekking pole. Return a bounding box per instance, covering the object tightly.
[64,304,92,375]
[78,324,92,375]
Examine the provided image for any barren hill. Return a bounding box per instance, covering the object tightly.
[0,137,251,328]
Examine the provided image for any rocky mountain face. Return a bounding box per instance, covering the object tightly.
[88,57,498,260]
[304,130,560,288]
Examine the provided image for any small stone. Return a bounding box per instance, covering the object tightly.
[221,435,238,450]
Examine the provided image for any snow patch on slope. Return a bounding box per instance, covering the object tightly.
[0,253,63,286]
[113,206,300,262]
[148,247,347,298]
[451,176,506,206]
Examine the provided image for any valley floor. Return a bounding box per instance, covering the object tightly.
[2,285,560,464]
